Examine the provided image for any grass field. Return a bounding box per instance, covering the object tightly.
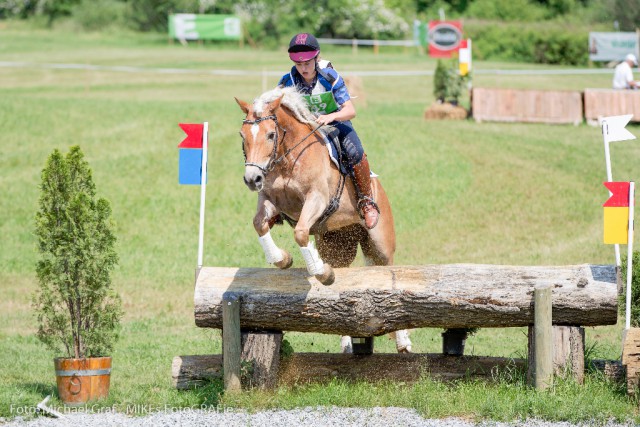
[0,20,639,423]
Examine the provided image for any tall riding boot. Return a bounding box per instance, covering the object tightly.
[352,155,380,229]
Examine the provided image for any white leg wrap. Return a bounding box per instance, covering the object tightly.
[395,329,412,352]
[258,231,284,264]
[299,241,325,275]
[341,336,353,354]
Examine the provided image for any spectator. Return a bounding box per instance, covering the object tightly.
[612,54,639,89]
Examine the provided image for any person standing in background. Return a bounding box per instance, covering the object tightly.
[612,53,639,89]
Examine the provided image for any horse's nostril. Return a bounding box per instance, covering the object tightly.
[255,175,263,185]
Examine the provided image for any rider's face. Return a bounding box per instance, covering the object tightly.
[294,58,316,83]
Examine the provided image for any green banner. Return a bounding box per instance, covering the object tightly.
[169,14,241,41]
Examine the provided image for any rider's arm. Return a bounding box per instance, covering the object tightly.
[316,99,356,125]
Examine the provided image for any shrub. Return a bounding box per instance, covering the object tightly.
[33,146,122,358]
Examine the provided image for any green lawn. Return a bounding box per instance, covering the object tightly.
[0,21,637,423]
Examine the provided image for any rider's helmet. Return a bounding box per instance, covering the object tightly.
[288,33,320,62]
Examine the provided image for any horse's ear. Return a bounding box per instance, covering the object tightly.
[235,97,250,115]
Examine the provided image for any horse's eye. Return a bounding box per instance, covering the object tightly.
[266,131,276,142]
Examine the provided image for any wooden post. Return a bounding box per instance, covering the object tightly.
[222,295,241,393]
[241,331,282,389]
[534,285,553,390]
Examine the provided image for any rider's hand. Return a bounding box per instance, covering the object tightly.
[315,114,335,126]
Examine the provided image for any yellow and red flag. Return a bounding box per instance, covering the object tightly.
[603,181,631,244]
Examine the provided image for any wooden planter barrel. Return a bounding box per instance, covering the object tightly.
[54,357,112,405]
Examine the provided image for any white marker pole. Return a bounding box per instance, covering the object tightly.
[625,181,635,330]
[602,121,621,267]
[197,122,209,269]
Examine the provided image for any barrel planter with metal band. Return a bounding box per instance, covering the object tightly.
[54,357,112,405]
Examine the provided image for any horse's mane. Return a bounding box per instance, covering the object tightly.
[254,87,318,127]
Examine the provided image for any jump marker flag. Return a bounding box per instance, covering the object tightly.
[178,122,209,268]
[603,181,635,330]
[458,39,471,76]
[601,114,636,267]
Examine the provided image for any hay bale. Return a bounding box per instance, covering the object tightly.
[424,102,468,120]
[344,76,367,107]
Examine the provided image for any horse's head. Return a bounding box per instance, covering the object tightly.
[235,94,284,192]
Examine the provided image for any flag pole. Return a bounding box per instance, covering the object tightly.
[626,181,635,330]
[602,118,622,267]
[197,122,209,269]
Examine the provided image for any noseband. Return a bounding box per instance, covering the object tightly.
[242,114,322,176]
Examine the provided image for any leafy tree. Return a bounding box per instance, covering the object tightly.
[33,146,122,359]
[613,0,640,31]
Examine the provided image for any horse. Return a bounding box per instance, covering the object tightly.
[235,86,411,353]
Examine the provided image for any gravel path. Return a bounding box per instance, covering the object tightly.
[0,407,635,427]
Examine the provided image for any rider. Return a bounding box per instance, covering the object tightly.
[278,32,379,230]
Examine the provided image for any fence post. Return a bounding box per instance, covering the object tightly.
[222,294,241,393]
[534,285,553,390]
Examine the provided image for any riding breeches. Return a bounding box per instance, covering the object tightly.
[331,120,364,167]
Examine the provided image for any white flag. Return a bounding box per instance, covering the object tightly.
[602,114,636,143]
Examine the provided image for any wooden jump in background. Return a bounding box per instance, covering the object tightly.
[174,264,618,391]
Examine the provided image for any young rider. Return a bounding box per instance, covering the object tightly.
[278,32,379,229]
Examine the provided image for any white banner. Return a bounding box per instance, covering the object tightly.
[589,32,639,62]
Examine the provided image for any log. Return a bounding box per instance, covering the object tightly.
[172,353,527,389]
[194,264,617,336]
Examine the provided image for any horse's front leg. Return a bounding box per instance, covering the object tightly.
[294,193,335,286]
[254,197,292,269]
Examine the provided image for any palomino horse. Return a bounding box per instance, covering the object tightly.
[235,87,411,353]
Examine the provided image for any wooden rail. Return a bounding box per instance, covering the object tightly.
[584,88,640,122]
[472,88,583,125]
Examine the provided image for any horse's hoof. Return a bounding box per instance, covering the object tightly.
[396,345,412,354]
[315,264,335,286]
[274,250,293,269]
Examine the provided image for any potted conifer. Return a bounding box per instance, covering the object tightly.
[33,146,122,406]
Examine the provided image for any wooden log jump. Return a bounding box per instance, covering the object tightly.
[194,264,618,336]
[177,264,618,391]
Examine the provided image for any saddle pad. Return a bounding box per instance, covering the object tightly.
[322,134,378,178]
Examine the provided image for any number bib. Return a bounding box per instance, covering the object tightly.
[303,92,339,116]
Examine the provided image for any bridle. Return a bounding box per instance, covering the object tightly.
[242,114,321,175]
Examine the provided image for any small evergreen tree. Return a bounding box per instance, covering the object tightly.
[433,60,448,103]
[33,146,122,359]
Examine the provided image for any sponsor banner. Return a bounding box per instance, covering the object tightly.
[428,21,463,58]
[169,14,241,41]
[589,32,639,62]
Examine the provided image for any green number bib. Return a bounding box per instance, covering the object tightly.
[303,92,339,116]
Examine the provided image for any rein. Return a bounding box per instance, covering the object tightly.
[242,115,322,175]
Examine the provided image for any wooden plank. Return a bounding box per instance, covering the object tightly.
[171,353,527,389]
[534,286,553,390]
[472,88,583,124]
[584,89,640,122]
[194,264,618,335]
[222,296,241,392]
[622,327,640,394]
